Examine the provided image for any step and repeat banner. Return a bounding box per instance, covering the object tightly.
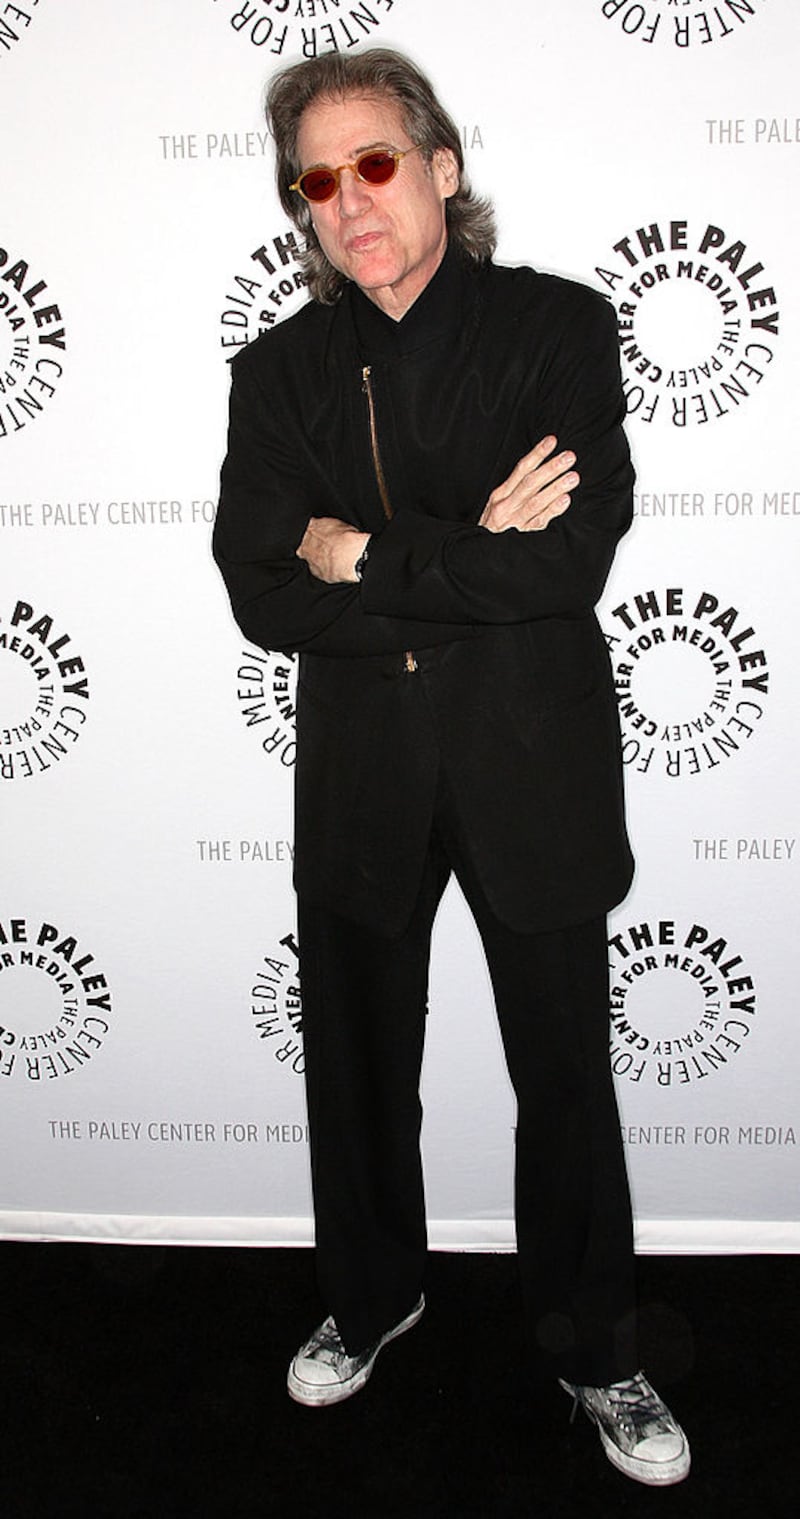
[2,0,798,1251]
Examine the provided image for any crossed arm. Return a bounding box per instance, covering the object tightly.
[215,291,632,654]
[297,436,579,584]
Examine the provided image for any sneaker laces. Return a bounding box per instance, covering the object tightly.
[305,1317,350,1367]
[305,1316,374,1371]
[581,1373,673,1437]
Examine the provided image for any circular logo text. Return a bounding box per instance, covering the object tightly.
[595,217,779,426]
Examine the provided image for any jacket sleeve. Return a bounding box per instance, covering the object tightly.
[213,346,479,658]
[359,294,634,625]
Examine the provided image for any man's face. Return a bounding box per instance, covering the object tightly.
[295,92,458,320]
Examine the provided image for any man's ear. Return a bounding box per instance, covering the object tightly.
[432,146,460,200]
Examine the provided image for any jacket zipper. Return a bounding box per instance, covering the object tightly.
[361,364,417,673]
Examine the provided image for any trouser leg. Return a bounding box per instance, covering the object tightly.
[466,898,637,1385]
[430,792,637,1387]
[298,838,450,1355]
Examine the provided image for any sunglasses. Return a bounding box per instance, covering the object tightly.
[289,145,422,205]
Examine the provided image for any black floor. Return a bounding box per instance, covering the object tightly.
[0,1243,794,1518]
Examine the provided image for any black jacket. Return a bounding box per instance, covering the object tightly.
[214,245,635,934]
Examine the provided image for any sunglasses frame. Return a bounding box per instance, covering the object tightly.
[289,144,423,205]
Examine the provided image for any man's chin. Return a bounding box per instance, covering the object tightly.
[344,251,399,290]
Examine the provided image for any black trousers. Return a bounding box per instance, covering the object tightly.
[298,786,638,1388]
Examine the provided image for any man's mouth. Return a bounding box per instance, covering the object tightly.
[346,231,383,252]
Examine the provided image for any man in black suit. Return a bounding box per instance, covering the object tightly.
[214,47,690,1487]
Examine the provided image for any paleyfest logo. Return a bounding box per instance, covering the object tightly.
[236,646,296,768]
[608,917,756,1088]
[213,0,399,54]
[220,232,307,361]
[0,917,114,1083]
[594,217,780,426]
[1,240,66,439]
[598,0,766,49]
[604,585,769,779]
[250,929,303,1076]
[1,599,90,781]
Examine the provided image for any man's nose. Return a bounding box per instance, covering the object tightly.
[337,165,372,214]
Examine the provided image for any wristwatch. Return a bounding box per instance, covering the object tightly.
[354,539,371,582]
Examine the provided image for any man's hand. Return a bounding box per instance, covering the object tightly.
[479,435,578,534]
[297,519,370,583]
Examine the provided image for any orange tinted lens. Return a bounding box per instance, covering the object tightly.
[356,151,398,186]
[299,167,339,202]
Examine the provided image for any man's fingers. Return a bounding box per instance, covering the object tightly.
[525,468,580,514]
[490,444,577,507]
[514,434,559,476]
[485,468,580,528]
[489,435,557,500]
[479,431,580,531]
[526,494,572,531]
[517,450,577,491]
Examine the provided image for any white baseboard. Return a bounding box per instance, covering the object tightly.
[0,1211,798,1253]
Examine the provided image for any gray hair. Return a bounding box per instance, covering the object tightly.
[265,47,496,305]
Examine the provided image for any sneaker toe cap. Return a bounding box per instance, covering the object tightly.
[637,1431,687,1465]
[291,1355,341,1388]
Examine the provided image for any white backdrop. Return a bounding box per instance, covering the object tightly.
[1,0,798,1253]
